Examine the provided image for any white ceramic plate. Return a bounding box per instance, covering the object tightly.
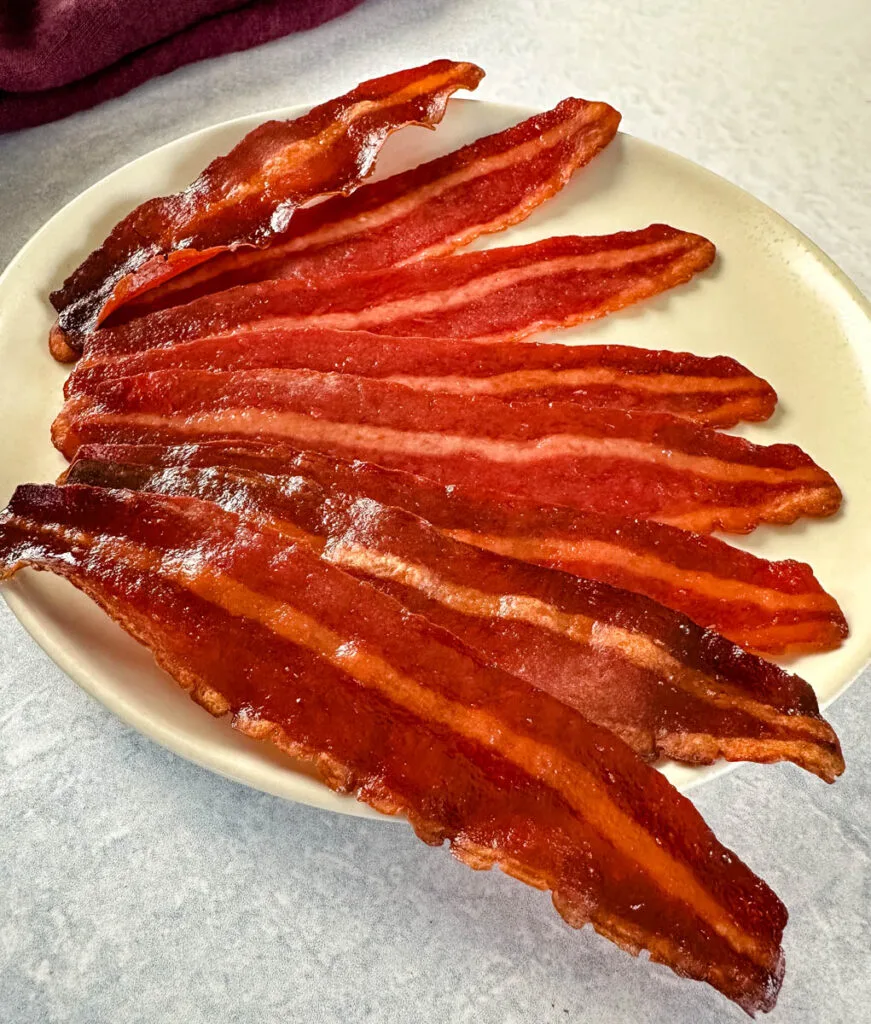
[2,100,871,819]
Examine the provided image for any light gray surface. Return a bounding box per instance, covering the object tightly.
[1,1,869,1020]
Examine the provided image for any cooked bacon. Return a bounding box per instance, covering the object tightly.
[65,454,844,781]
[65,441,848,655]
[53,369,841,533]
[65,325,777,427]
[108,98,621,323]
[48,60,484,360]
[81,225,716,358]
[0,482,788,1012]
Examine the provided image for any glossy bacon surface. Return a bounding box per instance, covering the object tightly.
[48,60,484,358]
[65,454,844,780]
[80,225,716,357]
[65,325,777,426]
[110,98,622,323]
[0,482,788,1012]
[66,442,848,655]
[53,369,841,533]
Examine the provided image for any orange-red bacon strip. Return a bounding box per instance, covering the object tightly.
[65,325,777,426]
[108,98,621,323]
[67,441,848,654]
[79,225,716,359]
[65,454,844,780]
[48,60,484,359]
[53,369,841,533]
[0,482,787,1012]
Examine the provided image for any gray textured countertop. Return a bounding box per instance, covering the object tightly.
[1,2,869,1021]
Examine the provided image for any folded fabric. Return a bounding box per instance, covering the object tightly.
[0,0,365,132]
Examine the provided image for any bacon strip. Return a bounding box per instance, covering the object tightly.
[81,226,716,359]
[65,325,777,427]
[107,98,621,324]
[0,482,788,1012]
[53,369,841,533]
[65,441,848,654]
[48,59,484,359]
[64,454,844,780]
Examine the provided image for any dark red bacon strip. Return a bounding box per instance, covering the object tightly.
[48,59,484,359]
[65,455,844,780]
[81,226,717,359]
[66,441,848,654]
[0,483,788,1012]
[53,369,841,533]
[109,98,621,323]
[65,325,777,427]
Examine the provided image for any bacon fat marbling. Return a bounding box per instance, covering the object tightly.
[66,441,846,654]
[0,482,789,1013]
[108,98,621,323]
[49,60,484,358]
[78,225,716,360]
[65,326,777,427]
[64,454,844,779]
[53,369,841,533]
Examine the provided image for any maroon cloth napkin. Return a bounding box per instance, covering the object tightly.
[0,0,365,132]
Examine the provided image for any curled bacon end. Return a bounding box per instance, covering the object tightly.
[108,97,622,324]
[64,326,778,428]
[0,483,787,1013]
[52,368,842,534]
[64,454,844,782]
[48,59,484,355]
[65,441,848,656]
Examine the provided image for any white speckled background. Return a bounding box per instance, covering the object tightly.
[1,1,869,1020]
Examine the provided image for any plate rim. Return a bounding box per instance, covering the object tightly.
[2,98,871,815]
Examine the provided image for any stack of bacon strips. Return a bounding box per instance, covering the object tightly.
[0,61,850,1014]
